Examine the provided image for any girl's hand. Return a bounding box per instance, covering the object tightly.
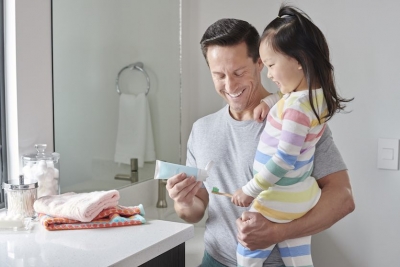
[253,101,270,122]
[232,188,254,207]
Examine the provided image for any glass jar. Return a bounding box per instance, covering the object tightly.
[22,144,60,198]
[3,175,38,218]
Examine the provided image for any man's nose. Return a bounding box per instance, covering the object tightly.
[225,76,238,91]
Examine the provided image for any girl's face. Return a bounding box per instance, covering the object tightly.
[259,41,307,94]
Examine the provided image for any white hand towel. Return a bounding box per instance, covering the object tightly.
[114,92,156,168]
[33,190,120,222]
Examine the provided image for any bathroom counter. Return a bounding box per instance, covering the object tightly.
[0,218,194,266]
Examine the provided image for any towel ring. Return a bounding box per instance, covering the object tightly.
[116,62,150,96]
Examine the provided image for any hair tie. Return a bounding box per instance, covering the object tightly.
[278,14,290,19]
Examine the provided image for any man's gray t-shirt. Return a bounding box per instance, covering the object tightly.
[186,105,347,267]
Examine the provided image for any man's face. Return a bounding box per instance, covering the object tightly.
[259,41,307,94]
[206,42,263,120]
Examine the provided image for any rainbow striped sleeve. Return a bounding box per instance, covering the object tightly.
[253,91,327,192]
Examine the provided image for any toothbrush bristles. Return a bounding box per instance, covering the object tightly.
[211,187,232,197]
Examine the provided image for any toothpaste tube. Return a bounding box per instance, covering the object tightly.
[154,160,214,181]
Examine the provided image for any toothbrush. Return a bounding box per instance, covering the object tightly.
[211,187,232,197]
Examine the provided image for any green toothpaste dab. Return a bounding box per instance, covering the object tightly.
[212,187,219,193]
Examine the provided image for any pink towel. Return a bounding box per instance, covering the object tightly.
[38,205,145,231]
[33,190,120,222]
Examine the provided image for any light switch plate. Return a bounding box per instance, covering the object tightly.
[377,138,399,170]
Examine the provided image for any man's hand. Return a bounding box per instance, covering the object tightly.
[166,173,208,223]
[236,170,355,251]
[232,188,254,207]
[236,211,281,250]
[166,173,202,207]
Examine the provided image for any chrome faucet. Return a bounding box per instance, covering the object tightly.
[156,179,168,208]
[114,158,139,183]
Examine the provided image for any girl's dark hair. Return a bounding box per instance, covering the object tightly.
[200,18,260,64]
[261,4,353,122]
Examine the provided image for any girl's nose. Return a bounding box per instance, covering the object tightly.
[267,71,273,79]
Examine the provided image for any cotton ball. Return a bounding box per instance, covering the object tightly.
[50,179,58,190]
[37,179,44,187]
[36,160,48,176]
[46,167,55,178]
[45,179,57,190]
[36,172,47,184]
[43,172,54,183]
[30,164,38,178]
[25,161,34,167]
[38,181,56,197]
[42,188,52,195]
[46,160,54,169]
[53,168,59,179]
[37,175,54,197]
[33,163,47,180]
[22,165,34,180]
[37,188,46,198]
[38,160,47,169]
[50,186,58,195]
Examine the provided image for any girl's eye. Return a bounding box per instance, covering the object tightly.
[268,64,274,68]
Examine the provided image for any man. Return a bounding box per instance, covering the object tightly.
[166,18,355,266]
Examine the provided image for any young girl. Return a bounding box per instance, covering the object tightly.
[232,5,353,267]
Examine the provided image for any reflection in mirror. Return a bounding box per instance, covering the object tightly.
[53,0,181,193]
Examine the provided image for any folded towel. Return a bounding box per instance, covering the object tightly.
[33,190,120,222]
[37,205,146,231]
[114,92,156,168]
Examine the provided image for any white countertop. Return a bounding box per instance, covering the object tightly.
[0,218,194,267]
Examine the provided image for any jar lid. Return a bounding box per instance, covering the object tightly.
[2,175,38,190]
[22,144,60,162]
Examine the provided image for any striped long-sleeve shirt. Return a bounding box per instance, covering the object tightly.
[243,89,327,222]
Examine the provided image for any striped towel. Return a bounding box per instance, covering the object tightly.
[38,205,146,231]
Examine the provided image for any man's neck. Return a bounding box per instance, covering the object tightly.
[229,109,252,121]
[230,86,271,121]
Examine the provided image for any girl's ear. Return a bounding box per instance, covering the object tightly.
[298,62,302,70]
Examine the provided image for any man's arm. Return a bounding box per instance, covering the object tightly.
[166,173,209,223]
[236,170,355,250]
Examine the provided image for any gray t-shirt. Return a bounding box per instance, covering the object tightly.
[186,105,347,267]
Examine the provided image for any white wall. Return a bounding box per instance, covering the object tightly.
[12,0,400,266]
[181,0,400,266]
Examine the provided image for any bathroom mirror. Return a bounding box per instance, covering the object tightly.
[52,0,181,193]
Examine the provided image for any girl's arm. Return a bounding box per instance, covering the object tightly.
[253,92,283,122]
[244,98,322,198]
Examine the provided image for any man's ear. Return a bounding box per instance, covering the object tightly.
[257,58,264,71]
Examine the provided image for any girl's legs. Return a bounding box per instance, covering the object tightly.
[236,243,276,267]
[277,236,313,267]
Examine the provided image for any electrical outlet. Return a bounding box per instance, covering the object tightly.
[377,138,399,170]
